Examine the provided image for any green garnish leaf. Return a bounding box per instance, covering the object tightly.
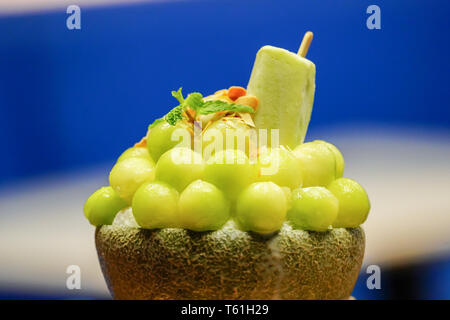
[165,105,183,125]
[171,87,184,105]
[148,118,165,130]
[165,87,255,126]
[184,92,204,111]
[198,100,255,115]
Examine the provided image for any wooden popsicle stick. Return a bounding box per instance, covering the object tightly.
[297,31,313,57]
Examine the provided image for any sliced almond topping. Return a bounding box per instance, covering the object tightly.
[214,89,228,96]
[238,112,255,128]
[205,89,229,102]
[211,110,228,123]
[235,95,259,111]
[204,93,234,103]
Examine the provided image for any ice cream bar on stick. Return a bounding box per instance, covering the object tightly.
[247,32,316,148]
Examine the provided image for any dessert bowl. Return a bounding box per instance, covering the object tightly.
[96,211,364,300]
[85,32,371,300]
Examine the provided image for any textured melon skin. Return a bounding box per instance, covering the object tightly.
[95,220,364,300]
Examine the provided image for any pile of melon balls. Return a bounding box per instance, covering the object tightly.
[84,121,370,234]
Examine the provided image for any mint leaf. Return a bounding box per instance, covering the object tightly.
[198,100,255,115]
[171,88,184,105]
[148,118,165,130]
[166,88,186,126]
[184,92,204,111]
[168,87,254,125]
[165,105,183,125]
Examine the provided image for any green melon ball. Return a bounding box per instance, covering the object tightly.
[84,186,128,226]
[204,149,258,202]
[293,142,337,187]
[287,187,339,232]
[313,140,344,178]
[117,146,154,165]
[155,147,205,192]
[258,147,303,189]
[236,182,287,234]
[147,120,191,162]
[178,180,230,231]
[328,178,370,228]
[109,157,155,203]
[132,181,180,229]
[202,117,253,160]
[281,186,293,211]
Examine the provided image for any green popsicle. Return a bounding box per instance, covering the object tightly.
[247,32,316,148]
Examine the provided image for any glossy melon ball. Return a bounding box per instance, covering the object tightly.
[84,186,128,226]
[293,142,336,187]
[155,147,204,192]
[287,187,338,232]
[204,149,258,202]
[117,146,154,165]
[109,157,155,203]
[202,117,254,160]
[147,120,192,162]
[258,147,303,189]
[178,180,230,231]
[328,178,370,228]
[313,140,344,178]
[132,181,180,229]
[236,182,287,234]
[281,186,293,211]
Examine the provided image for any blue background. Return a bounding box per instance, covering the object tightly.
[0,0,449,185]
[0,0,449,299]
